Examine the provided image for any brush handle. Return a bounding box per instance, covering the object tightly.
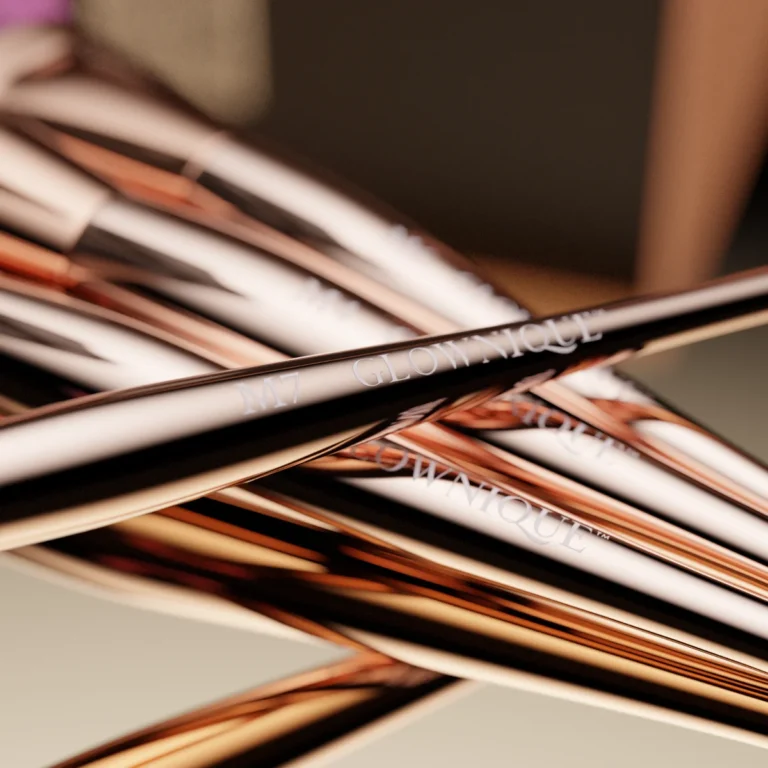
[0,266,764,550]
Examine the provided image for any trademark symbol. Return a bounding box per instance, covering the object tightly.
[596,531,610,539]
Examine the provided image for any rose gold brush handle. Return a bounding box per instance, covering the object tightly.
[13,129,768,567]
[4,264,768,650]
[0,116,766,567]
[29,497,768,764]
[47,653,462,768]
[23,495,768,753]
[0,261,762,549]
[14,395,768,713]
[2,25,761,520]
[9,276,768,695]
[1,25,768,760]
[0,205,767,590]
[4,299,768,758]
[1,24,768,696]
[2,234,767,595]
[1,304,768,712]
[17,479,768,758]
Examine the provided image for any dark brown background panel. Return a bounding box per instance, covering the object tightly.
[256,0,661,277]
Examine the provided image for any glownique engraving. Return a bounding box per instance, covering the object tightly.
[499,393,641,461]
[351,311,603,388]
[350,440,598,552]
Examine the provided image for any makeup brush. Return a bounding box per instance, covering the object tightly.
[1,22,768,756]
[0,120,764,578]
[10,273,768,685]
[17,488,768,759]
[0,126,428,358]
[19,467,768,674]
[3,230,767,590]
[9,281,768,757]
[0,280,479,766]
[23,491,768,753]
[0,265,762,551]
[0,103,766,564]
[24,463,768,757]
[0,275,476,764]
[15,347,768,743]
[1,22,768,684]
[3,25,762,516]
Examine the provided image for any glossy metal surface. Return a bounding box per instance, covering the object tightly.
[0,267,763,550]
[387,419,768,579]
[21,468,768,754]
[4,228,768,647]
[0,127,418,358]
[24,492,768,751]
[1,26,767,765]
[0,167,766,694]
[288,444,768,660]
[50,654,458,768]
[6,275,768,676]
[7,281,765,756]
[0,219,766,611]
[0,274,216,397]
[2,229,765,596]
[1,36,767,545]
[2,25,761,519]
[0,27,455,330]
[0,232,284,369]
[1,22,763,765]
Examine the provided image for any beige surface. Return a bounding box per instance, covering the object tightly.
[0,562,349,768]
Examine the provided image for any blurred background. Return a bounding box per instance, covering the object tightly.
[75,0,768,296]
[1,1,767,766]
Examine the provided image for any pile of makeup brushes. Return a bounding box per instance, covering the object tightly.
[1,24,768,767]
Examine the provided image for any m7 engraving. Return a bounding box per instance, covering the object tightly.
[237,372,301,415]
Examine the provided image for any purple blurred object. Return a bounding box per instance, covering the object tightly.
[0,0,70,26]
